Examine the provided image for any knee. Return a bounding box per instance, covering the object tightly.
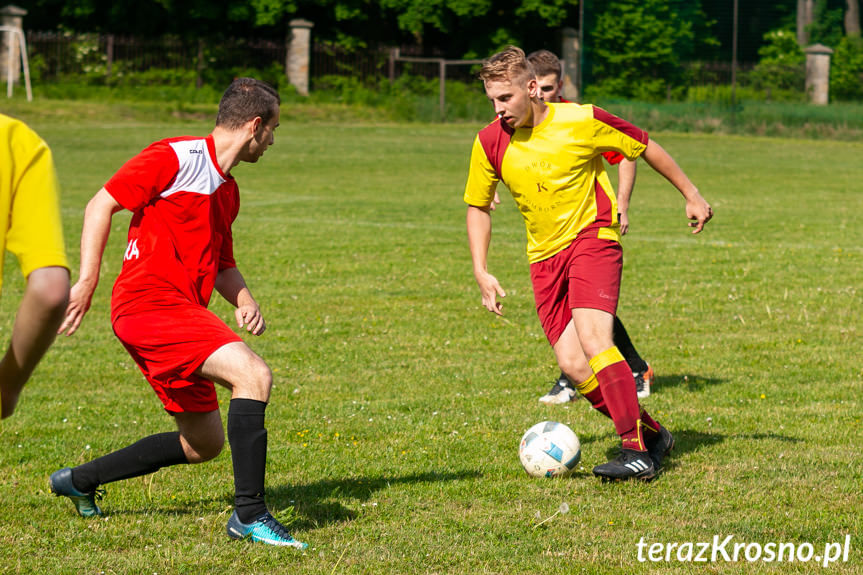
[27,267,70,320]
[183,433,225,464]
[558,356,592,384]
[237,357,272,401]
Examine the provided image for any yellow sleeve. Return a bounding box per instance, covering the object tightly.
[463,135,499,207]
[590,105,649,162]
[6,128,69,278]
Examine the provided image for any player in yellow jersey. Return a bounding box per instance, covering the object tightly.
[464,47,713,481]
[527,49,655,402]
[0,114,70,419]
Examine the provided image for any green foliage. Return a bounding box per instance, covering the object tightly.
[808,0,846,48]
[830,36,863,100]
[685,84,806,105]
[588,0,716,102]
[514,0,578,27]
[201,62,289,92]
[309,74,487,122]
[749,29,805,93]
[378,0,491,42]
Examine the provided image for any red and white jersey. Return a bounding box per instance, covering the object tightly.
[105,135,239,322]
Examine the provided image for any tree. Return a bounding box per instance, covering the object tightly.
[798,0,815,44]
[587,0,716,101]
[846,0,861,36]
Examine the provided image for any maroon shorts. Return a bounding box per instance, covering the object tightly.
[530,235,622,346]
[112,305,243,413]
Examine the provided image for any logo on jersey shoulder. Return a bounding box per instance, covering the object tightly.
[124,239,140,261]
[189,148,204,154]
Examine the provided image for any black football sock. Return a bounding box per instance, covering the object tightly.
[228,398,269,524]
[613,316,649,373]
[71,432,188,493]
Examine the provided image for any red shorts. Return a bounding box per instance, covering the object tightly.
[530,235,622,346]
[112,305,243,413]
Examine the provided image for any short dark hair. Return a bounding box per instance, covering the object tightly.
[216,78,280,130]
[527,50,562,81]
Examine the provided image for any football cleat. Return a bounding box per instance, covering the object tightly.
[538,373,580,405]
[227,511,308,549]
[592,449,656,482]
[646,425,675,471]
[635,364,654,399]
[49,467,104,517]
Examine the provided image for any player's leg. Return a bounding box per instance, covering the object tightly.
[572,307,656,480]
[567,236,664,480]
[196,342,307,549]
[549,321,607,413]
[0,266,69,419]
[50,308,233,517]
[49,424,196,517]
[532,244,585,405]
[612,315,653,398]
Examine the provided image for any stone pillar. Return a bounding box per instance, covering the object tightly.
[561,27,579,102]
[805,43,833,105]
[287,19,313,96]
[0,5,27,84]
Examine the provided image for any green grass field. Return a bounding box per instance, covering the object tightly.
[0,100,861,574]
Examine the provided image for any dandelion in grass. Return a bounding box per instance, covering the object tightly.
[533,502,570,528]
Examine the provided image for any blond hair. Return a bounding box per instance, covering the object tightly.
[479,46,535,85]
[527,49,563,81]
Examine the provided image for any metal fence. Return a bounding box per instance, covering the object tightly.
[23,30,765,92]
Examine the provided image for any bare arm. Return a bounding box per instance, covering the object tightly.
[616,158,637,235]
[466,204,505,315]
[215,266,266,335]
[0,266,70,418]
[58,188,123,336]
[641,139,713,234]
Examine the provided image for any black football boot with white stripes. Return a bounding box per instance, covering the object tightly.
[592,449,656,482]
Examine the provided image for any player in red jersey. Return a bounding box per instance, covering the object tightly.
[49,78,307,548]
[527,49,655,403]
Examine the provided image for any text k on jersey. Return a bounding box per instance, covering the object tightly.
[464,103,648,263]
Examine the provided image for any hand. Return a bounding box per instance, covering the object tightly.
[475,271,506,316]
[686,194,713,234]
[618,211,630,236]
[235,303,266,335]
[489,191,502,212]
[58,281,95,336]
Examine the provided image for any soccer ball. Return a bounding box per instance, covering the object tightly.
[518,421,581,478]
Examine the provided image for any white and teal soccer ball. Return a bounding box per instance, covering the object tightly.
[518,421,581,478]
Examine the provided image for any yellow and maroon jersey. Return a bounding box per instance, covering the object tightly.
[464,102,648,263]
[560,98,623,164]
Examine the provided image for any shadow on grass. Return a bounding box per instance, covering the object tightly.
[269,469,482,529]
[602,428,802,475]
[82,469,482,525]
[649,373,726,394]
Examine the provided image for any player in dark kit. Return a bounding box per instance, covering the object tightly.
[50,78,307,548]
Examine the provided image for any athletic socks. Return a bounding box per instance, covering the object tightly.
[69,400,272,522]
[71,431,188,493]
[227,398,269,524]
[640,407,662,439]
[612,316,649,374]
[575,374,612,419]
[589,347,646,452]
